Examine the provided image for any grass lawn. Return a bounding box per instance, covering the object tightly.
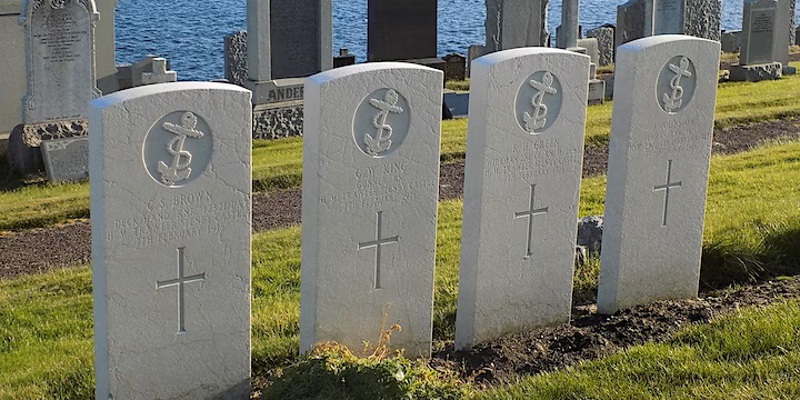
[2,140,800,398]
[2,64,800,232]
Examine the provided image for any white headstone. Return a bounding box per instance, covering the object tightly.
[90,82,252,399]
[20,0,100,124]
[455,48,589,350]
[300,63,443,357]
[140,58,178,86]
[597,35,720,314]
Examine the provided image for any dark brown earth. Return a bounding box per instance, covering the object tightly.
[429,277,800,388]
[1,119,799,279]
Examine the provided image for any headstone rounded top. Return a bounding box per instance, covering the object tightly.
[473,47,590,68]
[90,82,251,110]
[20,0,99,26]
[307,61,443,85]
[617,34,719,54]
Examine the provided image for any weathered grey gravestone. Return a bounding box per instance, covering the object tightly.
[41,137,88,182]
[654,0,686,35]
[368,0,438,62]
[11,0,100,176]
[655,0,721,41]
[224,31,248,86]
[485,0,549,52]
[684,0,721,41]
[557,0,580,49]
[455,48,589,350]
[617,0,654,50]
[587,26,615,66]
[246,0,332,81]
[731,0,783,81]
[90,82,252,399]
[245,0,331,139]
[598,35,720,314]
[20,0,100,125]
[0,0,25,135]
[720,30,741,52]
[300,63,443,357]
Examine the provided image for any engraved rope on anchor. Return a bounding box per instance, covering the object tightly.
[49,0,67,9]
[662,57,692,112]
[158,112,205,186]
[364,89,404,156]
[524,72,558,133]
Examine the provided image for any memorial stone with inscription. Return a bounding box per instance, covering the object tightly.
[20,0,100,125]
[731,0,783,81]
[654,0,685,35]
[485,0,549,52]
[597,35,720,314]
[41,137,88,182]
[300,63,443,357]
[455,48,589,350]
[90,82,252,399]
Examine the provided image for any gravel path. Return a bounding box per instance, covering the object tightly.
[1,119,798,279]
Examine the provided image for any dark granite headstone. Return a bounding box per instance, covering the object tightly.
[367,0,438,61]
[616,0,652,49]
[41,137,89,182]
[270,0,332,79]
[443,54,466,81]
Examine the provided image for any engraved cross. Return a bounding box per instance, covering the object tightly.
[514,184,549,259]
[156,247,206,334]
[653,160,683,226]
[358,211,399,290]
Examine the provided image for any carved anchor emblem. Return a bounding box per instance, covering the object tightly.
[158,112,205,186]
[364,90,404,156]
[663,57,692,112]
[524,72,558,133]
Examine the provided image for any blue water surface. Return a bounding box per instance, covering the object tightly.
[115,0,799,81]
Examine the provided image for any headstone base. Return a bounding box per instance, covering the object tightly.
[443,91,469,118]
[253,101,304,140]
[244,78,305,106]
[729,62,783,82]
[782,66,797,76]
[589,79,606,105]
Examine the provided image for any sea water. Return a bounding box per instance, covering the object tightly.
[116,0,798,81]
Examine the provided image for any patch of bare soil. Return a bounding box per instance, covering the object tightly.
[430,278,800,388]
[1,119,798,279]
